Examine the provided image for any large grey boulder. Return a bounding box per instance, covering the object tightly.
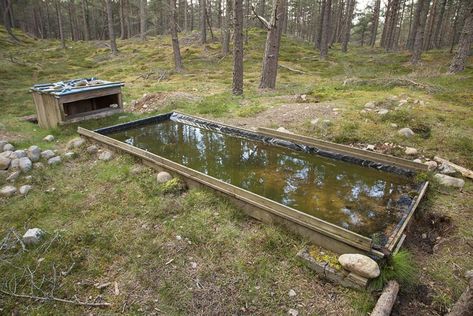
[0,185,17,197]
[0,156,10,170]
[438,163,456,175]
[22,228,44,245]
[398,128,415,138]
[157,171,172,183]
[3,143,15,151]
[48,156,62,165]
[27,146,41,162]
[434,174,465,188]
[98,150,113,161]
[19,185,32,196]
[41,150,56,160]
[66,137,85,149]
[12,150,27,159]
[19,157,32,173]
[338,254,380,279]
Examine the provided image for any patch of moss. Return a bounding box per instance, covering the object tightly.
[308,245,342,270]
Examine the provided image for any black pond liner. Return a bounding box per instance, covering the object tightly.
[95,112,425,249]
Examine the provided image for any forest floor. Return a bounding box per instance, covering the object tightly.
[0,27,472,315]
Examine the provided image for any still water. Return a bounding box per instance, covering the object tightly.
[109,119,415,240]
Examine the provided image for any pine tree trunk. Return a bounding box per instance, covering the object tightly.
[233,0,244,95]
[316,0,326,48]
[369,0,381,46]
[201,0,207,44]
[106,0,118,55]
[320,0,332,59]
[259,0,285,89]
[140,0,147,40]
[119,0,126,39]
[407,0,423,50]
[448,2,473,73]
[222,0,232,56]
[56,1,66,48]
[170,0,184,72]
[3,0,19,42]
[433,0,446,48]
[81,0,90,40]
[411,0,431,64]
[341,0,355,52]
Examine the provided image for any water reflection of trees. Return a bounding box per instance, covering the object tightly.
[113,121,410,237]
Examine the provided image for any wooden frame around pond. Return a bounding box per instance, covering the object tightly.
[78,112,428,258]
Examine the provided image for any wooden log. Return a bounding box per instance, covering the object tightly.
[447,277,473,316]
[371,280,400,316]
[434,156,473,180]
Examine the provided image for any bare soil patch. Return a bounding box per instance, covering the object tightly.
[224,99,343,130]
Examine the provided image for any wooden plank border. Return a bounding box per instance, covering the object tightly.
[78,126,375,254]
[257,127,428,172]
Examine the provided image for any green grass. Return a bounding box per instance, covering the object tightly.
[1,26,473,314]
[370,250,418,291]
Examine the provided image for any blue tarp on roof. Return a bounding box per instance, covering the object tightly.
[30,78,124,96]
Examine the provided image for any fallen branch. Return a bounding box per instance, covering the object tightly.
[371,280,399,316]
[278,64,305,74]
[434,156,473,180]
[0,289,111,307]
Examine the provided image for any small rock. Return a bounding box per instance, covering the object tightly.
[22,228,44,245]
[390,123,398,128]
[434,174,464,188]
[0,140,7,151]
[288,308,299,316]
[465,270,473,279]
[19,185,32,196]
[438,163,456,175]
[377,108,389,115]
[0,185,17,197]
[288,289,296,297]
[0,156,11,170]
[366,144,375,151]
[413,159,422,163]
[66,137,85,149]
[421,233,427,239]
[98,150,113,161]
[277,127,292,134]
[12,150,27,159]
[63,152,76,160]
[110,103,119,109]
[48,156,62,165]
[157,171,172,183]
[176,235,182,241]
[41,150,56,160]
[6,171,20,182]
[43,135,55,142]
[86,145,98,154]
[398,128,415,138]
[27,145,41,162]
[310,118,319,125]
[364,101,376,109]
[3,143,15,151]
[405,147,418,155]
[19,157,32,173]
[338,254,380,279]
[424,160,437,171]
[10,158,20,170]
[190,262,197,269]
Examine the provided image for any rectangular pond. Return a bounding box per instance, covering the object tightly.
[79,112,428,256]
